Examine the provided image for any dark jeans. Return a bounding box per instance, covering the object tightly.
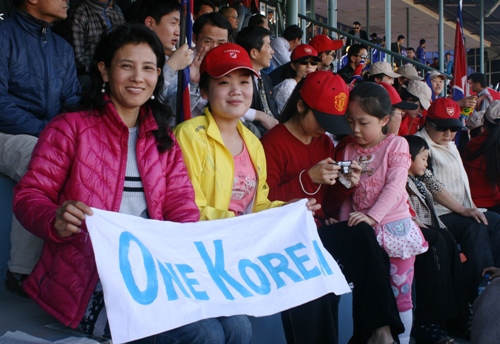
[414,226,469,325]
[281,221,404,344]
[439,211,500,301]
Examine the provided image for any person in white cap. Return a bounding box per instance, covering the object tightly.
[426,70,447,99]
[399,80,433,135]
[395,65,423,93]
[368,61,400,85]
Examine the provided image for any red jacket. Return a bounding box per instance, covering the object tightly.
[463,131,500,208]
[13,101,199,328]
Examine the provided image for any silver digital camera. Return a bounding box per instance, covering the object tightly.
[336,161,352,174]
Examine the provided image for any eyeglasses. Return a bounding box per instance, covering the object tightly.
[353,26,360,30]
[356,54,368,59]
[298,60,319,66]
[429,121,460,132]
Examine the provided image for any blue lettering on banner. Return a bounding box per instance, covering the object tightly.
[118,233,332,304]
[313,240,333,276]
[119,232,158,305]
[157,262,191,300]
[258,253,303,288]
[177,264,209,300]
[195,240,253,300]
[238,259,271,295]
[285,243,321,280]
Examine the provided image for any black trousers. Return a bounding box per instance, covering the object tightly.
[281,221,404,344]
[439,211,500,302]
[413,226,470,325]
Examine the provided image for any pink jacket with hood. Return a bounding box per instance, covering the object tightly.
[13,100,200,328]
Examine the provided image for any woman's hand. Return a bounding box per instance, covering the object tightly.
[483,266,500,280]
[55,201,93,238]
[341,160,361,187]
[461,207,488,225]
[308,158,340,185]
[347,211,376,227]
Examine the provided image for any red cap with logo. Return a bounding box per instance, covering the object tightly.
[377,82,418,111]
[200,43,258,78]
[299,71,352,134]
[291,44,320,62]
[309,34,344,53]
[426,97,463,127]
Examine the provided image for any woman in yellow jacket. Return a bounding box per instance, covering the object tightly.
[175,43,319,222]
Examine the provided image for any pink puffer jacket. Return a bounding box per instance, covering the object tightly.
[13,101,199,328]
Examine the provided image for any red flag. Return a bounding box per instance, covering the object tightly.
[451,0,467,101]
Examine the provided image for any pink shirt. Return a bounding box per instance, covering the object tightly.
[339,134,412,225]
[229,144,257,216]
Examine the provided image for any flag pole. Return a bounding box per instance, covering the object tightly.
[176,0,188,124]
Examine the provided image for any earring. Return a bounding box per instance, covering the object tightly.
[150,95,155,100]
[101,82,106,94]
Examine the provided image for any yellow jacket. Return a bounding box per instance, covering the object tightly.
[174,108,284,220]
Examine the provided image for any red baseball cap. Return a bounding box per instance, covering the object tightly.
[377,82,418,111]
[291,44,320,62]
[300,71,352,135]
[200,43,258,78]
[426,97,463,127]
[309,34,343,53]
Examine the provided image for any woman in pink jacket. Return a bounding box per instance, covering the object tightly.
[12,25,242,343]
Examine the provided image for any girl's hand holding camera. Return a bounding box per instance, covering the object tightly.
[339,160,361,188]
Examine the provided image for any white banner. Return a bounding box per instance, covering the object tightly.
[86,199,350,343]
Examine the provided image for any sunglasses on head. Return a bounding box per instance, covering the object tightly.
[298,60,319,66]
[429,121,460,132]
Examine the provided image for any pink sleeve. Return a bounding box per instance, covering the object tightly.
[367,138,411,223]
[162,135,200,223]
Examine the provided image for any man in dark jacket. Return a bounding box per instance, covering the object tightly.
[237,26,280,136]
[346,21,368,47]
[0,0,80,295]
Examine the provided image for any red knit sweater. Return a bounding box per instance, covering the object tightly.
[463,131,500,208]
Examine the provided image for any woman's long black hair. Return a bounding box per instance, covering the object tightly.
[78,24,174,152]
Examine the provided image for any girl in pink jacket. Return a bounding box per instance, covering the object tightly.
[338,82,427,344]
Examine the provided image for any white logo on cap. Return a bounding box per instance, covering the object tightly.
[304,47,312,54]
[224,49,240,58]
[446,107,455,116]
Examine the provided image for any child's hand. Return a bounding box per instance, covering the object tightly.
[347,211,376,227]
[308,158,340,185]
[343,160,361,187]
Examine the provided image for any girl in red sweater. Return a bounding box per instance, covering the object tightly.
[261,71,404,344]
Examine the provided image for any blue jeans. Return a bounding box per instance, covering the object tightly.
[132,316,252,344]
